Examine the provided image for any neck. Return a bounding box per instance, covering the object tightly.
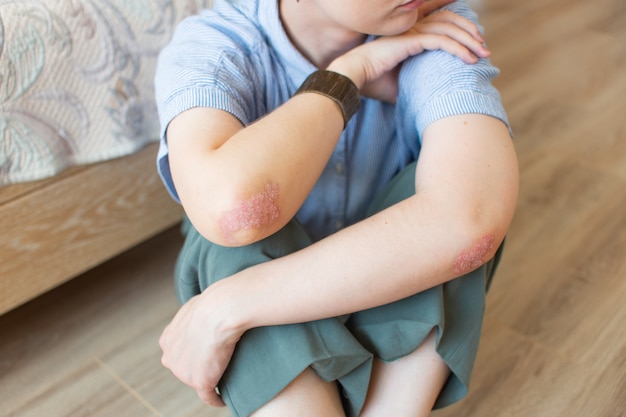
[279,0,366,69]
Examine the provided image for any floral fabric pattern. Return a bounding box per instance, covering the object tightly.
[0,0,212,185]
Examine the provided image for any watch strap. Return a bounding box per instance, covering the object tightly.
[295,70,361,128]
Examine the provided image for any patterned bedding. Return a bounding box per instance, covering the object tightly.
[0,0,212,186]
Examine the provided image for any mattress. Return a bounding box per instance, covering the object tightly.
[0,0,212,186]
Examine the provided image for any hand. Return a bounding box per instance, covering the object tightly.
[329,0,490,102]
[159,286,243,406]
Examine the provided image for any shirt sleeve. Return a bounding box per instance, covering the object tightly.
[397,1,511,143]
[154,8,263,202]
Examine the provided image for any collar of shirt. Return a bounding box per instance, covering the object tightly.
[256,1,316,89]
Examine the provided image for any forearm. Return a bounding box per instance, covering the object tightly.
[209,193,499,332]
[169,92,346,246]
[204,114,518,334]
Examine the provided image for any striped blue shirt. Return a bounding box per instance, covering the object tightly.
[155,0,510,242]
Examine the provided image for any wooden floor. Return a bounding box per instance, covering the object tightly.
[1,0,624,415]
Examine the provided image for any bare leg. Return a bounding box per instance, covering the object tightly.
[250,367,346,417]
[359,330,450,417]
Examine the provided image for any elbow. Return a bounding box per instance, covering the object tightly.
[184,181,283,247]
[452,195,517,276]
[452,227,503,276]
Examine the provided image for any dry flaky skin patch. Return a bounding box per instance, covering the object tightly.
[219,182,280,244]
[454,234,495,275]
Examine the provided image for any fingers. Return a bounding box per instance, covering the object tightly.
[196,386,227,407]
[158,313,233,409]
[416,24,489,61]
[409,11,490,62]
[161,345,227,408]
[423,10,485,43]
[160,347,223,406]
[410,33,483,64]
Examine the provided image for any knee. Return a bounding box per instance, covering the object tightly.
[175,218,313,295]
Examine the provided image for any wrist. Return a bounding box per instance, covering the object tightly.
[201,278,251,340]
[326,56,365,90]
[295,70,361,128]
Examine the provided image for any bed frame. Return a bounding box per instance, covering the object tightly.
[0,143,183,315]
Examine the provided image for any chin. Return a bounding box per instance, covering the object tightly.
[373,13,419,36]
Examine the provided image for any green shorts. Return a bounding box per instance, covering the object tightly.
[174,162,502,417]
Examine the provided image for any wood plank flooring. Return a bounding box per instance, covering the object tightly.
[0,143,183,316]
[1,0,624,415]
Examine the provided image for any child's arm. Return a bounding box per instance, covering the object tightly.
[226,113,518,327]
[161,111,518,406]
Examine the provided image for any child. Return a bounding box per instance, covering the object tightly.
[155,0,519,416]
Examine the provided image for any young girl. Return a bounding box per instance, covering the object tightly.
[155,0,519,416]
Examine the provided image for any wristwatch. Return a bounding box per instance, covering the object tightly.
[295,70,361,128]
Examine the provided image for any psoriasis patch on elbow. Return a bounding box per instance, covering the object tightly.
[454,234,495,275]
[219,182,280,244]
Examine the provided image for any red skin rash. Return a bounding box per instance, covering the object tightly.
[454,234,495,275]
[219,183,280,244]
